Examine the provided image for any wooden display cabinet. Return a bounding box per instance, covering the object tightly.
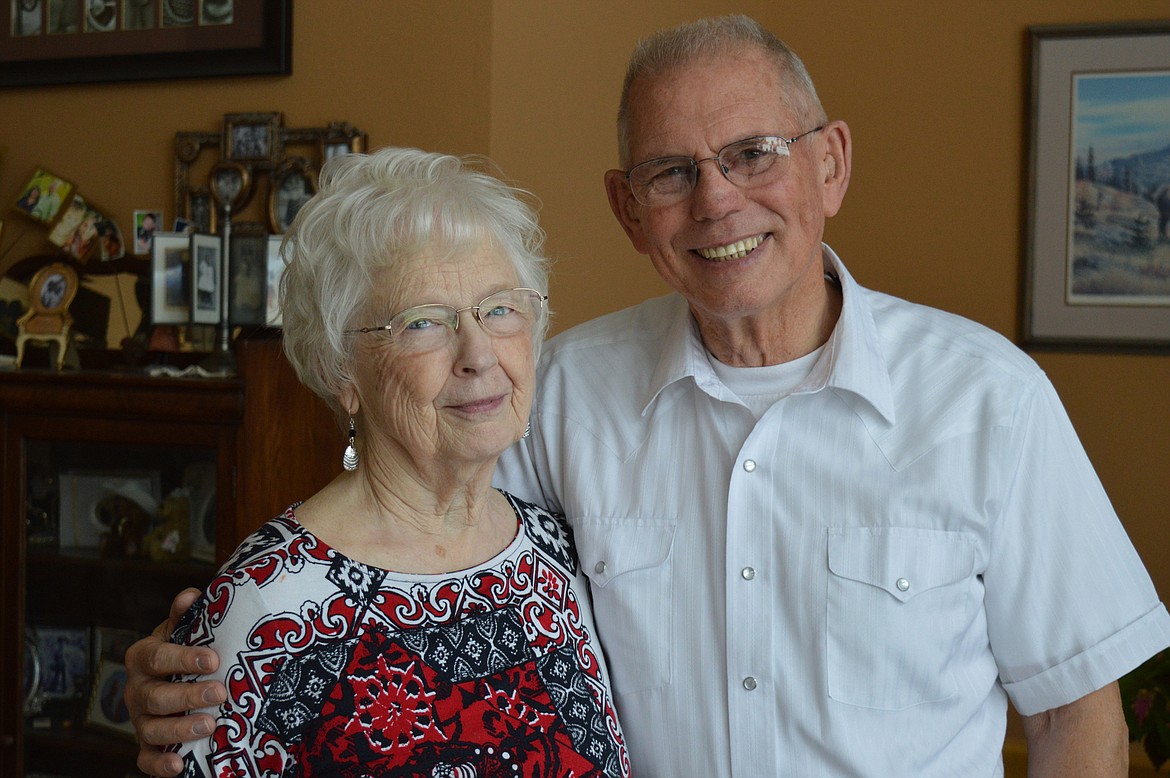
[0,338,337,777]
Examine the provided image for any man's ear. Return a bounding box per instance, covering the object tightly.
[604,168,651,254]
[820,119,852,218]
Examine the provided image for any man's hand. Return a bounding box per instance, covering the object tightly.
[124,588,225,778]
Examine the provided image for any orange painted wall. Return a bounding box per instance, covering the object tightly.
[2,1,1167,609]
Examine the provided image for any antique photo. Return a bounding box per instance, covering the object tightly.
[228,231,267,325]
[184,187,216,234]
[209,160,252,212]
[223,112,282,164]
[86,659,135,737]
[265,234,285,327]
[190,232,222,324]
[150,231,191,324]
[268,159,316,233]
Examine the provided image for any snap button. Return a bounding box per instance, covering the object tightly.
[743,459,757,472]
[594,561,607,575]
[741,566,756,580]
[743,676,758,691]
[896,577,910,592]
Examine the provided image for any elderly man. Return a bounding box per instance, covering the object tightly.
[126,15,1169,777]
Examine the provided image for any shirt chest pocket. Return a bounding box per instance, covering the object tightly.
[577,519,676,695]
[826,527,977,710]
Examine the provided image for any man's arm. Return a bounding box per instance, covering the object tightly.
[124,588,226,778]
[1021,682,1129,777]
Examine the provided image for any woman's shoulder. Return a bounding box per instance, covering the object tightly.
[500,490,579,575]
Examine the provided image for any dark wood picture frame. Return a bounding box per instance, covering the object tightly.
[0,0,292,87]
[1022,22,1170,351]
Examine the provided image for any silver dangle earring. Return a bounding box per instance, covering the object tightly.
[343,417,359,471]
[522,421,531,439]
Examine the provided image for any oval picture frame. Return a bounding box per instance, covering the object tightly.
[267,158,317,234]
[28,261,80,314]
[208,160,252,214]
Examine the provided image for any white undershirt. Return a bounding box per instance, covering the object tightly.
[707,345,824,418]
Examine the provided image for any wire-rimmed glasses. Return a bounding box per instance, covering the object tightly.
[345,287,548,354]
[624,126,824,207]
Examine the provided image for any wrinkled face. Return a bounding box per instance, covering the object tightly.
[608,49,845,329]
[343,240,534,473]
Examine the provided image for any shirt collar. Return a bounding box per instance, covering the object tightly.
[641,244,896,425]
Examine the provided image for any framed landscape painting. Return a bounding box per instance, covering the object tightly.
[1023,22,1170,350]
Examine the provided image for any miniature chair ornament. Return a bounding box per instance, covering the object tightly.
[15,261,79,371]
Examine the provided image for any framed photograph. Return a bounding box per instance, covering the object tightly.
[92,626,141,667]
[0,0,291,87]
[47,196,105,262]
[223,111,283,164]
[265,234,285,327]
[209,159,252,213]
[12,167,73,225]
[183,187,216,234]
[133,208,164,256]
[86,658,134,738]
[150,231,191,324]
[95,215,124,261]
[320,121,368,162]
[32,625,90,700]
[26,260,80,315]
[228,230,268,325]
[1023,22,1170,350]
[190,232,222,324]
[268,157,317,233]
[58,469,161,549]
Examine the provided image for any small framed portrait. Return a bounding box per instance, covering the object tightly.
[13,168,74,226]
[150,231,192,324]
[133,209,164,256]
[190,232,223,325]
[86,658,134,738]
[95,216,125,261]
[209,160,252,213]
[320,121,367,163]
[268,157,317,233]
[183,187,217,234]
[265,234,285,327]
[27,261,80,315]
[92,626,142,668]
[228,230,268,325]
[33,625,90,701]
[85,0,117,31]
[223,111,283,164]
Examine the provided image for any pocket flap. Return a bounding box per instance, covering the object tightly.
[827,527,976,602]
[575,519,677,587]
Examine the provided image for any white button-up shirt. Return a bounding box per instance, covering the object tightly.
[495,245,1170,777]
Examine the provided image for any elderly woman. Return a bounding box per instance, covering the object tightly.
[163,147,627,777]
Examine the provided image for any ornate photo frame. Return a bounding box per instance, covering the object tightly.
[267,157,317,233]
[223,111,283,165]
[209,160,252,213]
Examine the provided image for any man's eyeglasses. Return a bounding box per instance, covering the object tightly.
[624,126,824,207]
[345,287,548,354]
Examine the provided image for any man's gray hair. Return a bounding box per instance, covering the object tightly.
[279,146,550,418]
[616,14,828,167]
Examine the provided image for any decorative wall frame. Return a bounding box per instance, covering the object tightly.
[0,0,292,87]
[174,115,366,235]
[1023,22,1170,350]
[184,187,217,234]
